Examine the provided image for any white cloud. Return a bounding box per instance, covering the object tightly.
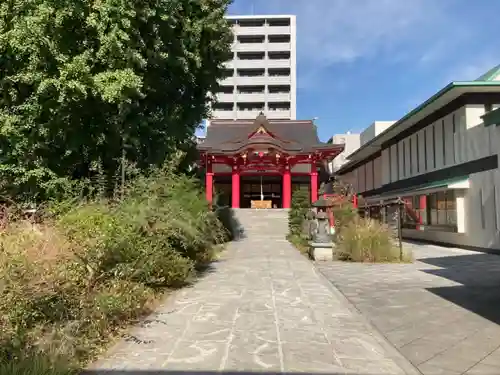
[231,0,458,86]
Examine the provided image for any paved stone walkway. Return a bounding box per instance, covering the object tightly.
[317,242,500,375]
[87,236,419,374]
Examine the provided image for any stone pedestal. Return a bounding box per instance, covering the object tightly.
[308,242,334,261]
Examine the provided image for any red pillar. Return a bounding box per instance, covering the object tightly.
[310,170,318,203]
[205,170,213,207]
[353,194,358,209]
[418,195,427,230]
[282,168,291,209]
[231,167,240,209]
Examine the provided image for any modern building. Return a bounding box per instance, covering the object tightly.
[327,132,361,172]
[360,121,396,146]
[336,64,500,250]
[198,113,343,209]
[210,15,297,122]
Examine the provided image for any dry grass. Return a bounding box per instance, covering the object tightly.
[0,170,228,373]
[336,217,413,263]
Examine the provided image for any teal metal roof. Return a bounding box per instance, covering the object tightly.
[475,64,500,82]
[340,64,500,170]
[370,176,470,201]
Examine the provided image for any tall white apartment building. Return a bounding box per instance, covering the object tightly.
[210,15,297,121]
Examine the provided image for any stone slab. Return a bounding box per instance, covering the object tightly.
[317,241,500,375]
[87,220,418,374]
[309,241,334,261]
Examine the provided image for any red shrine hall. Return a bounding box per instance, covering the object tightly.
[197,113,345,209]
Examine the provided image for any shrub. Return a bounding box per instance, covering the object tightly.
[336,217,413,263]
[0,165,227,372]
[332,201,358,235]
[288,188,310,236]
[120,168,226,266]
[0,353,75,375]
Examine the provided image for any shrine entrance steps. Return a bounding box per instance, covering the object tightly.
[232,208,289,240]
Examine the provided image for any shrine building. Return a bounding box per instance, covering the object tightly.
[197,113,344,209]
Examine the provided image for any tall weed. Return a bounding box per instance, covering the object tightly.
[336,217,413,263]
[0,166,227,372]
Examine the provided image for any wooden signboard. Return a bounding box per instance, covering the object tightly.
[251,200,272,209]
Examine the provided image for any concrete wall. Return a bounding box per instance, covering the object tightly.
[360,121,396,146]
[359,106,469,187]
[349,102,500,250]
[328,133,361,172]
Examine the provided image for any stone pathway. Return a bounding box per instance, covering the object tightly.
[317,242,500,375]
[86,236,419,374]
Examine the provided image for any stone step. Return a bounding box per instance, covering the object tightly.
[231,209,290,239]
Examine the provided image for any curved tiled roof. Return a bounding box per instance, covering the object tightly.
[198,113,335,155]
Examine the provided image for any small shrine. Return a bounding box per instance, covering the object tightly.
[197,113,344,208]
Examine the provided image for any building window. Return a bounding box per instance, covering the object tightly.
[445,191,456,226]
[429,193,437,225]
[402,197,416,229]
[436,191,447,225]
[442,120,446,166]
[427,190,457,230]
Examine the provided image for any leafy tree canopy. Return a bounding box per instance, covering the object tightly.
[0,0,233,201]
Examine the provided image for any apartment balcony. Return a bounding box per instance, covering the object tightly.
[234,42,266,52]
[266,26,292,35]
[219,76,236,86]
[215,93,235,102]
[235,92,266,102]
[233,59,290,69]
[234,76,268,86]
[233,25,292,36]
[267,42,291,51]
[235,110,265,119]
[212,110,236,120]
[267,92,291,101]
[234,59,266,69]
[267,75,292,85]
[266,109,291,119]
[222,60,235,69]
[232,25,267,35]
[266,59,291,69]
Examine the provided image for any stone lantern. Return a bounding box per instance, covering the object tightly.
[308,197,335,261]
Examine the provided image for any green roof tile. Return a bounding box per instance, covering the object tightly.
[475,64,500,82]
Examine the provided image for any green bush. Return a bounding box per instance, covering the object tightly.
[0,166,227,371]
[336,217,413,263]
[332,201,358,235]
[0,354,75,375]
[288,188,310,236]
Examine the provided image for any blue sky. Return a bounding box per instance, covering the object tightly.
[223,0,500,141]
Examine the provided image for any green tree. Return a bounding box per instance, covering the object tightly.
[0,0,233,201]
[288,187,310,236]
